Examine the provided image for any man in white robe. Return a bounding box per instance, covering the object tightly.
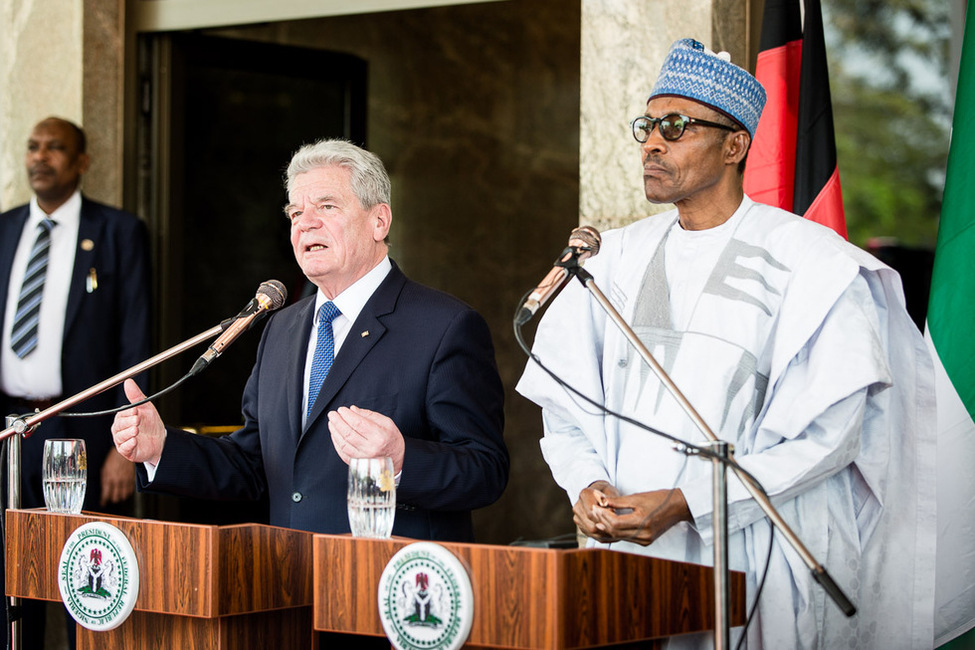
[517,38,936,649]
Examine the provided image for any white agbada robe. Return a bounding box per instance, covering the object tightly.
[517,196,936,649]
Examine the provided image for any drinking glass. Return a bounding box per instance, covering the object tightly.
[42,438,87,514]
[347,457,396,538]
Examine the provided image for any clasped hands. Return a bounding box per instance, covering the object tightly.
[574,480,693,546]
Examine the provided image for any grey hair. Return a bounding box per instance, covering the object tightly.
[285,139,391,208]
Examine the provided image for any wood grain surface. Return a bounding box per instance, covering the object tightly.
[5,509,315,649]
[313,534,745,649]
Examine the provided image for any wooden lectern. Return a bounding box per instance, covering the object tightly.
[314,535,746,649]
[4,509,314,649]
[7,510,746,649]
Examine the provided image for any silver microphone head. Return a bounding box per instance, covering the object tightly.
[257,280,288,311]
[569,225,601,259]
[513,226,602,327]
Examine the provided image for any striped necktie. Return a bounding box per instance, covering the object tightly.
[10,218,56,359]
[306,301,342,418]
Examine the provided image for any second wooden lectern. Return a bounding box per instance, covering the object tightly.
[313,535,746,649]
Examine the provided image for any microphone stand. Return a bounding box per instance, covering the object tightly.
[0,323,223,649]
[560,259,856,649]
[0,324,223,444]
[4,415,22,650]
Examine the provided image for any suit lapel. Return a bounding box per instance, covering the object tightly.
[63,198,102,338]
[287,297,317,445]
[0,206,30,335]
[302,265,406,436]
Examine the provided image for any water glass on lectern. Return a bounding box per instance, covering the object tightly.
[347,457,396,538]
[42,438,87,514]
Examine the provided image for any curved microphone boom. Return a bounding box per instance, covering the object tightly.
[515,226,601,326]
[189,280,288,375]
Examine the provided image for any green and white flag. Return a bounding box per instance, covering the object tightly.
[930,3,975,646]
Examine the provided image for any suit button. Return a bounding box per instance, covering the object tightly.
[292,492,302,503]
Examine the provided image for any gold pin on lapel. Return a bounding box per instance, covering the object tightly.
[360,330,370,338]
[86,268,98,293]
[81,239,94,251]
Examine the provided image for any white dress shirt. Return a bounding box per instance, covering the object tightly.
[1,191,82,399]
[301,256,392,427]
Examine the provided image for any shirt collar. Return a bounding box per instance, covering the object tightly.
[313,256,392,325]
[29,190,82,228]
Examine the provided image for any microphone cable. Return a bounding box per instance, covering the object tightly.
[55,368,199,418]
[28,280,288,420]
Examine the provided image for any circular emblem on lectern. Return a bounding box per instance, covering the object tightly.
[378,542,474,650]
[58,522,139,631]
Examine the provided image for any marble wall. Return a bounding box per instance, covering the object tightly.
[0,0,125,210]
[580,0,714,232]
[206,0,584,544]
[0,1,84,208]
[81,0,127,208]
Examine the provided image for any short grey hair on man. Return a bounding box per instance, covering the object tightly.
[285,139,391,209]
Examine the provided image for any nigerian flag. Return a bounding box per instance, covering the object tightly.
[930,3,975,646]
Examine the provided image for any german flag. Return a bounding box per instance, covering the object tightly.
[744,0,847,238]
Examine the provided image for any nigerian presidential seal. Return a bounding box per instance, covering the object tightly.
[378,542,474,650]
[58,521,140,631]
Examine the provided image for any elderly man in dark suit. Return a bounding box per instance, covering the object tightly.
[1,117,151,648]
[111,139,508,542]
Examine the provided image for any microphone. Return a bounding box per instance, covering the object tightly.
[190,280,288,375]
[515,226,601,325]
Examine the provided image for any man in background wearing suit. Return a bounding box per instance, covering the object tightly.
[1,117,151,647]
[111,139,508,542]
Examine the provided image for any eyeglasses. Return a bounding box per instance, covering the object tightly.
[630,114,738,143]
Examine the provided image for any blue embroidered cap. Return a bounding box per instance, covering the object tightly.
[648,38,767,137]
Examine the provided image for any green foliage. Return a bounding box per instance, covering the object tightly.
[823,0,950,248]
[832,73,948,246]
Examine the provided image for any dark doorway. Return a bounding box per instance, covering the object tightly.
[161,34,366,430]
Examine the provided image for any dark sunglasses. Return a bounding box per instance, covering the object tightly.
[630,113,738,143]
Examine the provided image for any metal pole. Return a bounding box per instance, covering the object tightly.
[711,440,732,650]
[0,323,223,443]
[5,414,22,650]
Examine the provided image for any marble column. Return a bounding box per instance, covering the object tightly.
[580,0,752,231]
[82,0,127,208]
[0,0,125,210]
[0,1,83,208]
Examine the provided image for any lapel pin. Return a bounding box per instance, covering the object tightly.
[86,268,98,293]
[81,239,95,251]
[361,330,370,338]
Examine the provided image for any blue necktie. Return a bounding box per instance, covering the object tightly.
[11,218,55,359]
[307,301,342,418]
